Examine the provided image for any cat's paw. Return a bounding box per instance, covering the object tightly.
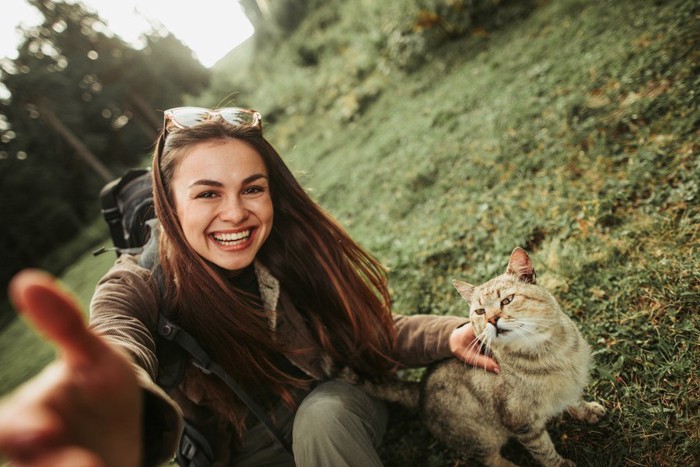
[558,459,576,467]
[567,400,606,424]
[580,401,606,424]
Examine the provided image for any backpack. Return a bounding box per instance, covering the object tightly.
[95,168,155,257]
[94,169,294,466]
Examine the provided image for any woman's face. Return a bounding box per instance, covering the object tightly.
[171,139,273,273]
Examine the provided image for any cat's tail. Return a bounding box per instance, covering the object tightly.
[336,367,421,409]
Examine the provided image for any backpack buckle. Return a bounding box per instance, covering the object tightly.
[180,433,198,461]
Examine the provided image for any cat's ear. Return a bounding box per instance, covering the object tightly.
[452,279,475,302]
[507,247,537,284]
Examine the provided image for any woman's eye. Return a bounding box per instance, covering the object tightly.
[196,191,217,199]
[243,185,265,195]
[474,308,485,315]
[501,294,515,306]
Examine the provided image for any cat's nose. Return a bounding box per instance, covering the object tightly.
[488,316,500,326]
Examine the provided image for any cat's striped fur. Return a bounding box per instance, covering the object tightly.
[360,248,605,467]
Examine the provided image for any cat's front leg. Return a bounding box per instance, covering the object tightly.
[496,404,570,466]
[566,399,606,424]
[516,427,574,467]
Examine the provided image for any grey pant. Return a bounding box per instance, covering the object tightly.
[231,380,388,467]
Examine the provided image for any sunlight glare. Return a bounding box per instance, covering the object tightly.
[1,0,254,68]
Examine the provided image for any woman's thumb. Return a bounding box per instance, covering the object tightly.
[9,269,104,366]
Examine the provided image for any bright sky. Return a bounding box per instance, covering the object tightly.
[0,0,255,68]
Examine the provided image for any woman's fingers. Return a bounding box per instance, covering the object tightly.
[461,350,500,374]
[37,446,106,467]
[8,270,105,367]
[7,268,141,406]
[0,364,69,459]
[3,270,143,467]
[449,323,500,373]
[3,443,106,467]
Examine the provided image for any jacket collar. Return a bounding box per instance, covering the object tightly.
[254,261,280,328]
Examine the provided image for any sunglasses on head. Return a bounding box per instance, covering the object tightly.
[163,107,262,132]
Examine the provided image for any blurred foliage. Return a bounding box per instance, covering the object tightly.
[0,0,210,299]
[240,0,321,43]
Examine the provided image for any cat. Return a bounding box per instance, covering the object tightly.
[352,247,605,467]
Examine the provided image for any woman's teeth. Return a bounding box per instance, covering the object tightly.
[212,230,251,245]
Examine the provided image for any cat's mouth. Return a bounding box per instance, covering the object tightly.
[493,324,511,337]
[485,322,513,339]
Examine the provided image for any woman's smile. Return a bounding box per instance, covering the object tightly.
[210,228,253,247]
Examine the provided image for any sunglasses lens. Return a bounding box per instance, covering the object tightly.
[164,107,261,131]
[170,108,209,128]
[219,108,258,126]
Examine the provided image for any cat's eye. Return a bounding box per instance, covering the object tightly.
[474,308,485,315]
[501,294,515,306]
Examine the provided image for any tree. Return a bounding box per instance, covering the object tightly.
[240,0,316,42]
[0,0,210,297]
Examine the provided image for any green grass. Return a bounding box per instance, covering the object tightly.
[230,0,699,464]
[1,0,697,465]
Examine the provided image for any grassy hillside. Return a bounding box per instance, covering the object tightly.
[212,0,698,464]
[0,0,696,465]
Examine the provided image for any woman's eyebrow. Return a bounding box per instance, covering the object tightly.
[243,174,268,184]
[188,174,268,189]
[188,179,223,189]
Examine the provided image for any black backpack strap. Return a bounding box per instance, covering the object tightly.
[177,421,215,467]
[144,223,293,459]
[157,314,295,458]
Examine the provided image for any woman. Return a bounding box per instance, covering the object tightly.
[0,107,499,467]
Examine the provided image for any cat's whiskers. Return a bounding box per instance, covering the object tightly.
[477,329,496,371]
[507,325,540,346]
[512,315,557,324]
[476,326,493,352]
[458,327,494,372]
[464,334,486,358]
[511,316,557,333]
[501,316,562,352]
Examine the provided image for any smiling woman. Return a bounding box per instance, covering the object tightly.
[2,0,254,67]
[0,107,496,467]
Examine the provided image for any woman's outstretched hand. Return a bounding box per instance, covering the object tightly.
[449,322,500,374]
[0,270,142,467]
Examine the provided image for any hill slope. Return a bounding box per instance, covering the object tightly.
[208,0,698,464]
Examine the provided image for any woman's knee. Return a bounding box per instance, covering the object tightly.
[293,380,387,446]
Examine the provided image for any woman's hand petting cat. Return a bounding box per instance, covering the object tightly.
[0,270,143,467]
[449,323,500,373]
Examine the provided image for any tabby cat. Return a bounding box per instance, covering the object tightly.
[359,248,605,467]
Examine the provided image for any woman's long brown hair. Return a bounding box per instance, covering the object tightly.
[151,120,397,437]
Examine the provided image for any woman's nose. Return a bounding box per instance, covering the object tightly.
[219,197,249,224]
